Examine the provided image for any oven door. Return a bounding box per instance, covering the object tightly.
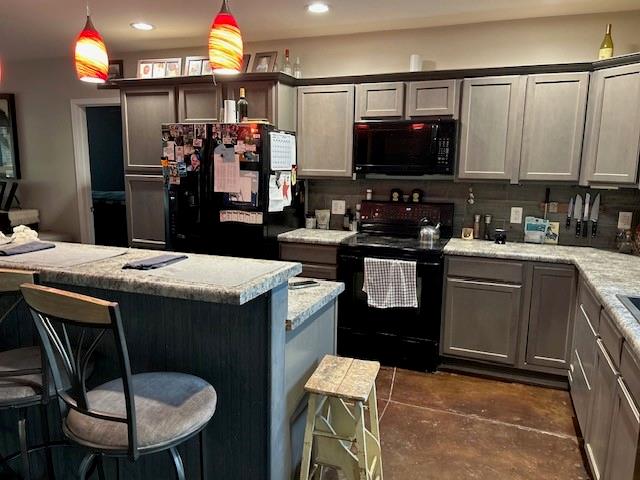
[337,252,444,369]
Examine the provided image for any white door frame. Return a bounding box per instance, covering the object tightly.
[70,97,121,244]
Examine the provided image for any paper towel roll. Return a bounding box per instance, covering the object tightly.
[409,54,423,72]
[224,100,237,123]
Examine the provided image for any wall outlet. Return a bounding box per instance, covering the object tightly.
[548,202,559,213]
[618,211,633,230]
[331,200,346,215]
[510,207,523,224]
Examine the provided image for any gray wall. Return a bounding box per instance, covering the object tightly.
[307,179,640,249]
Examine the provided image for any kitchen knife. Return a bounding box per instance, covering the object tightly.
[582,193,590,238]
[566,197,574,230]
[574,195,583,237]
[590,194,601,238]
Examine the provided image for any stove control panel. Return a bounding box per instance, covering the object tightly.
[360,201,454,228]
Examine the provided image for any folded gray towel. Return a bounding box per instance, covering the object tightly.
[123,254,188,270]
[0,241,56,256]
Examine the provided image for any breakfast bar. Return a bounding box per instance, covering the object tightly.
[0,242,341,480]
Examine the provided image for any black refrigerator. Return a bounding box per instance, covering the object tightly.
[161,122,303,259]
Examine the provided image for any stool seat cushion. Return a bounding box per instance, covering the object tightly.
[65,372,217,451]
[0,346,45,406]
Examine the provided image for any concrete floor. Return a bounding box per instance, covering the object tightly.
[373,368,591,480]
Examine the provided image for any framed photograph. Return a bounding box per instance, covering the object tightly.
[202,60,213,75]
[107,60,124,80]
[185,56,206,76]
[138,58,182,79]
[241,54,251,73]
[252,51,278,73]
[0,94,20,179]
[138,61,153,79]
[152,62,167,78]
[165,59,182,77]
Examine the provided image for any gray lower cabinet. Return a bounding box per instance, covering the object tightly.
[406,80,457,118]
[581,62,640,185]
[279,243,338,280]
[177,84,222,122]
[605,378,640,480]
[585,339,619,480]
[519,72,589,182]
[121,87,177,174]
[442,277,522,365]
[124,174,166,249]
[457,75,526,182]
[355,82,405,120]
[525,264,577,369]
[297,84,355,178]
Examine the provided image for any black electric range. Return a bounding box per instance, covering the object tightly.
[337,201,454,371]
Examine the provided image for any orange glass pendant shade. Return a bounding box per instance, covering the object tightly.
[75,15,109,84]
[208,0,243,75]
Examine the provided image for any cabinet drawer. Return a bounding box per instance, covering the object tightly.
[600,310,623,368]
[621,343,640,405]
[280,243,338,265]
[447,256,523,284]
[301,264,338,280]
[578,278,601,333]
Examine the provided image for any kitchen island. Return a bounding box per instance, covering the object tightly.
[0,242,342,480]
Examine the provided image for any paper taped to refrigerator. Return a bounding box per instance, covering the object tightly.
[269,132,296,170]
[268,172,292,212]
[213,144,240,193]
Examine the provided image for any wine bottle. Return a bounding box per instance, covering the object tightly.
[599,24,614,60]
[282,49,293,75]
[237,88,248,122]
[293,57,302,79]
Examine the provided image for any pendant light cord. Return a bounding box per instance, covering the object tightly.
[86,1,90,17]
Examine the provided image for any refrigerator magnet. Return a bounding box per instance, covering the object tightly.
[177,162,187,176]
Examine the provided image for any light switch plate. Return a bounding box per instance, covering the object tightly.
[618,212,633,230]
[331,200,346,215]
[510,207,523,224]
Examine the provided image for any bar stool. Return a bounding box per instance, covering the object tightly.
[20,283,218,480]
[0,268,57,480]
[300,355,383,480]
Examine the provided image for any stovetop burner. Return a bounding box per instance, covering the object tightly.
[342,233,449,252]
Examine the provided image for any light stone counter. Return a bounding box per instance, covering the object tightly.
[278,228,357,246]
[287,278,344,331]
[444,238,640,360]
[0,241,301,305]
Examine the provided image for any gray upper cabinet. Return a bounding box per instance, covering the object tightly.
[582,63,640,185]
[178,84,222,122]
[458,76,526,182]
[406,80,457,117]
[297,84,355,178]
[442,277,522,365]
[519,73,589,182]
[525,264,577,370]
[121,87,177,173]
[355,82,405,120]
[605,378,640,480]
[124,174,166,249]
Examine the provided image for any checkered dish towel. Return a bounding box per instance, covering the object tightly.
[363,257,418,309]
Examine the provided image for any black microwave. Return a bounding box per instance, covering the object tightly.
[353,119,457,175]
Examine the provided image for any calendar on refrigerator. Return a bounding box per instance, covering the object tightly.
[269,131,296,170]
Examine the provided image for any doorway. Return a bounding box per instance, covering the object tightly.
[85,106,127,247]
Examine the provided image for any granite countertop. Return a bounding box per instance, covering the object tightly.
[0,241,301,305]
[278,228,357,246]
[287,278,344,331]
[444,238,640,360]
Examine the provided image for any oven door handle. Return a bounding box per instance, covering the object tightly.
[339,255,442,268]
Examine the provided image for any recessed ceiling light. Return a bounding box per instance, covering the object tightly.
[307,2,329,13]
[130,22,155,31]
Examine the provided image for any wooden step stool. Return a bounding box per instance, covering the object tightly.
[300,355,383,480]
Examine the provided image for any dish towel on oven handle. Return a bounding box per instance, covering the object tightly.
[363,257,418,309]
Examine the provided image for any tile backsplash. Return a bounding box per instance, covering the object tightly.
[307,179,640,249]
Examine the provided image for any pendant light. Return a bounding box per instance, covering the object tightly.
[74,4,109,84]
[208,0,243,75]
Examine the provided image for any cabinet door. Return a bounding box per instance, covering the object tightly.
[297,85,355,178]
[178,84,222,122]
[458,76,526,182]
[525,264,577,369]
[121,87,177,173]
[406,80,457,117]
[585,339,619,480]
[225,81,275,123]
[442,278,521,365]
[125,174,166,249]
[355,82,405,120]
[582,63,640,185]
[519,73,589,181]
[605,378,640,480]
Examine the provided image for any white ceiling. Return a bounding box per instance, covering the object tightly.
[1,0,638,61]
